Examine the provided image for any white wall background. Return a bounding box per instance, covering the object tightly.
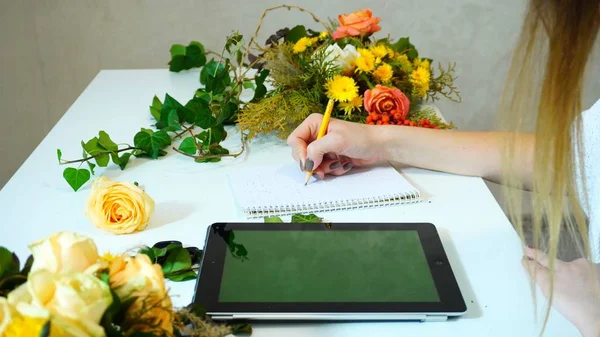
[1,0,599,212]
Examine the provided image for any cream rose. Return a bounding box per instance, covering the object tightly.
[109,254,173,335]
[29,232,99,274]
[85,176,155,234]
[324,43,360,73]
[7,270,112,337]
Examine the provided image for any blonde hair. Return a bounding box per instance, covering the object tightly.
[501,0,599,334]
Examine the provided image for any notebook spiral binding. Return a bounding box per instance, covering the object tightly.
[245,190,421,219]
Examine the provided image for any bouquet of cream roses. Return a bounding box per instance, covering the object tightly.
[0,232,247,337]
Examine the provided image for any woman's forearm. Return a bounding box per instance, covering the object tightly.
[375,127,534,188]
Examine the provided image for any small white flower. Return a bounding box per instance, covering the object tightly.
[324,44,360,72]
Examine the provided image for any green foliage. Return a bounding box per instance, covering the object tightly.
[139,241,202,282]
[0,248,33,297]
[169,41,207,72]
[285,25,308,42]
[63,168,91,191]
[389,37,419,61]
[133,129,171,159]
[264,213,324,223]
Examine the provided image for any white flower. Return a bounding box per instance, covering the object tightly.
[324,44,360,72]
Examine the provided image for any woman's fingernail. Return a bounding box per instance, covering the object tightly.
[305,159,314,171]
[329,161,341,170]
[343,162,353,170]
[299,160,305,171]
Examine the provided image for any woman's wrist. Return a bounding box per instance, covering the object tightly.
[370,125,416,163]
[579,321,600,337]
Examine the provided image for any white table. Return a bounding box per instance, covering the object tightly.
[0,70,579,336]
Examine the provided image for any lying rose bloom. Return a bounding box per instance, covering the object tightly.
[332,9,381,40]
[29,231,99,274]
[85,176,155,234]
[364,85,411,120]
[109,254,173,335]
[324,43,360,73]
[7,270,112,337]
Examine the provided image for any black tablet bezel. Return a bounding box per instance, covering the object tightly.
[193,222,466,314]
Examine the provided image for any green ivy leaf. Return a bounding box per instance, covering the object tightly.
[87,161,96,175]
[229,323,253,334]
[286,25,308,43]
[133,130,171,159]
[168,41,207,72]
[291,213,323,223]
[166,270,197,282]
[200,60,231,94]
[63,168,90,191]
[0,247,13,279]
[195,108,217,129]
[139,246,156,262]
[195,157,221,163]
[157,94,185,130]
[111,152,132,170]
[178,137,197,155]
[196,125,227,145]
[167,109,181,131]
[209,145,229,155]
[264,216,284,223]
[149,95,163,121]
[98,131,118,152]
[252,69,270,102]
[242,80,255,90]
[162,247,192,275]
[185,97,210,125]
[56,149,62,163]
[82,138,109,167]
[217,102,238,124]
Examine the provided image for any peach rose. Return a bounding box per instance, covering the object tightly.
[85,176,155,234]
[332,9,381,41]
[364,85,411,120]
[109,254,173,335]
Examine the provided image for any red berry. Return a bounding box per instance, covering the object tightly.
[433,126,439,129]
[377,120,383,125]
[403,119,410,126]
[382,115,390,123]
[410,121,416,127]
[424,119,430,125]
[367,121,375,125]
[372,114,381,121]
[366,116,373,123]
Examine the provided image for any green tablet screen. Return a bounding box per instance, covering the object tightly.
[218,230,440,303]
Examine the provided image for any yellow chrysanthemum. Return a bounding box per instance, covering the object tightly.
[310,37,319,44]
[370,45,388,59]
[396,53,413,72]
[372,63,393,83]
[4,316,47,337]
[339,95,363,116]
[355,48,375,73]
[413,58,430,70]
[293,37,312,54]
[319,31,329,40]
[410,66,431,98]
[325,75,359,102]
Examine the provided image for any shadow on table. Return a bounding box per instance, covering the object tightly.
[146,201,195,230]
[437,227,483,320]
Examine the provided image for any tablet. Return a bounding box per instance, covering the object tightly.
[193,222,466,321]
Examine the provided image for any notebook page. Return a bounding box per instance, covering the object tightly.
[228,162,419,212]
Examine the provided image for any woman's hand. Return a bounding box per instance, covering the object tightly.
[287,113,384,179]
[523,247,600,337]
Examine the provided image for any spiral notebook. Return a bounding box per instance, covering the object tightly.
[228,162,421,218]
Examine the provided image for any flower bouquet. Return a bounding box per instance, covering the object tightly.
[237,8,461,139]
[0,232,249,337]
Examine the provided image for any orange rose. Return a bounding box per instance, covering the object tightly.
[364,85,411,120]
[332,9,381,40]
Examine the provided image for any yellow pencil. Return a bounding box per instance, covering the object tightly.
[304,99,335,186]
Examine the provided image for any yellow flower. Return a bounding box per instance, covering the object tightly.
[319,31,329,40]
[310,37,319,44]
[355,48,375,73]
[410,66,431,98]
[29,232,99,275]
[293,37,313,54]
[100,252,117,264]
[373,63,393,83]
[109,254,173,336]
[325,75,359,102]
[339,95,363,116]
[85,176,155,234]
[370,44,388,59]
[7,270,112,337]
[4,315,48,337]
[396,53,413,72]
[413,57,430,70]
